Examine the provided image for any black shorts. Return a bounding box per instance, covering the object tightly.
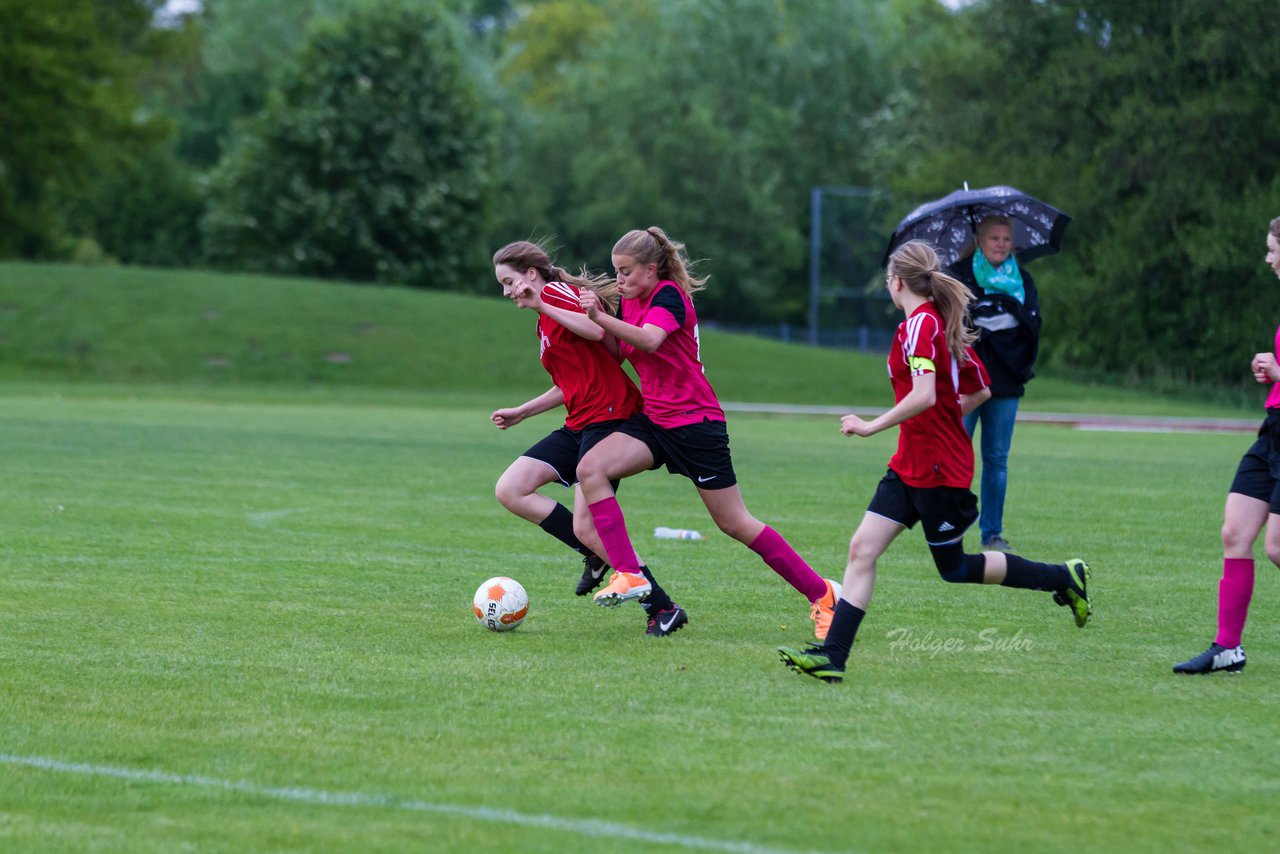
[523,420,628,487]
[1229,409,1280,512]
[611,413,738,490]
[866,469,978,545]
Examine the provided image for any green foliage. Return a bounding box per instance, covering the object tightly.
[872,0,1280,384]
[172,0,351,168]
[201,0,498,289]
[0,0,175,256]
[56,144,206,267]
[7,0,1279,388]
[491,0,898,322]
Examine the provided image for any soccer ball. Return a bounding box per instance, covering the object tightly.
[472,576,529,632]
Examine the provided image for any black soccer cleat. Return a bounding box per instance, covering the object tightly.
[645,605,688,637]
[1173,643,1246,674]
[575,554,609,596]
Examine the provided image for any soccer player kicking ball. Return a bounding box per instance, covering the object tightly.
[490,241,686,636]
[575,227,842,639]
[778,240,1091,683]
[1173,215,1280,674]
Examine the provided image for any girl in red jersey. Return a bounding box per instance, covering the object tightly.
[490,241,685,634]
[778,240,1090,683]
[1173,216,1280,674]
[575,227,842,639]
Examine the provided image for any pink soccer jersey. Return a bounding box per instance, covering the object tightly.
[618,281,724,428]
[537,282,642,430]
[1267,324,1280,409]
[886,303,975,489]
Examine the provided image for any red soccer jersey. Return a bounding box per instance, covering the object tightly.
[886,303,975,489]
[958,346,991,396]
[537,282,642,430]
[619,281,725,428]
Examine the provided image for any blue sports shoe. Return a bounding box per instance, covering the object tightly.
[1173,643,1246,674]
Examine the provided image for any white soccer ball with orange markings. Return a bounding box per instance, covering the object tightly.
[472,576,529,632]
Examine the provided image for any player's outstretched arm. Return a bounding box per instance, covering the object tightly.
[491,386,565,430]
[841,372,936,438]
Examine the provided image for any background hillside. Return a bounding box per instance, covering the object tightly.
[0,262,1262,418]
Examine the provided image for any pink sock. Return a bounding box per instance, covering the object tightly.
[586,497,641,574]
[1214,557,1255,648]
[748,526,827,601]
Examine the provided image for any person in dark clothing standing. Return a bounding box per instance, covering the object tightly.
[946,215,1041,552]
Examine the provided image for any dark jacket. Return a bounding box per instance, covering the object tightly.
[947,256,1041,398]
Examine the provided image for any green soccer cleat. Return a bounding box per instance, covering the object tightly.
[1052,559,1092,628]
[777,644,845,683]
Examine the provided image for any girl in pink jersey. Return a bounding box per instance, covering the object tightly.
[575,227,842,639]
[778,240,1090,683]
[1174,216,1280,674]
[490,241,685,635]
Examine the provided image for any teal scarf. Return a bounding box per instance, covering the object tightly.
[972,251,1025,304]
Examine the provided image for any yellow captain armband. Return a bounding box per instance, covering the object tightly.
[908,355,936,376]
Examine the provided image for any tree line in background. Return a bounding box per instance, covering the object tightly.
[2,0,1278,387]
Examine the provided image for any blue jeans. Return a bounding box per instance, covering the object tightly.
[963,395,1019,543]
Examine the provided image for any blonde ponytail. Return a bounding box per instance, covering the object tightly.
[612,226,707,296]
[887,240,976,364]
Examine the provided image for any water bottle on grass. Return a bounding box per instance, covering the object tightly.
[654,526,704,541]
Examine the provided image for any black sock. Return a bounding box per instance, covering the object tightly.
[537,503,590,556]
[638,565,674,613]
[823,599,865,668]
[999,553,1068,592]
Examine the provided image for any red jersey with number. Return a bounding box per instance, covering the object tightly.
[619,281,724,428]
[537,282,642,430]
[886,303,975,488]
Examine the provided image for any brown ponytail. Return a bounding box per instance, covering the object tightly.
[493,240,620,314]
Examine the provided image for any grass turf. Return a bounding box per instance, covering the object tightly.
[0,385,1276,852]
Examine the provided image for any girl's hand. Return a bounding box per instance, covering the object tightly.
[491,407,524,430]
[513,282,541,310]
[840,414,871,437]
[1252,352,1277,384]
[578,288,603,320]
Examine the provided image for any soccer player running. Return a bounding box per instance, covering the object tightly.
[575,227,842,639]
[490,241,686,636]
[777,240,1091,683]
[1173,216,1280,674]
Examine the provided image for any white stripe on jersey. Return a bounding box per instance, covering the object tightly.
[543,281,581,311]
[902,312,935,365]
[903,312,925,356]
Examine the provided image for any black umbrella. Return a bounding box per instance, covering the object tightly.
[883,185,1071,268]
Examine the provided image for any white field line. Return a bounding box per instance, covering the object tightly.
[0,753,828,854]
[722,402,1257,434]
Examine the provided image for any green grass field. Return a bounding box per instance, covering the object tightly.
[0,263,1276,851]
[1,383,1277,853]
